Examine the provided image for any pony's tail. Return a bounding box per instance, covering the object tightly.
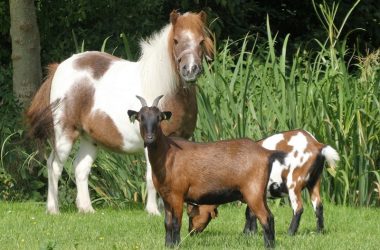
[26,63,59,144]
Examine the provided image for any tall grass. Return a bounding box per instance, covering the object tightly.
[194,1,379,206]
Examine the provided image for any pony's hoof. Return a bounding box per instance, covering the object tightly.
[146,206,161,216]
[78,206,95,214]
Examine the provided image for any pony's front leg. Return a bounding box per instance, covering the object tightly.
[74,139,97,213]
[144,148,160,215]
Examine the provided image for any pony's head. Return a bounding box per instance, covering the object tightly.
[169,10,214,83]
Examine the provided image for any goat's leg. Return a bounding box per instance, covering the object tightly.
[74,139,97,213]
[244,190,275,248]
[46,133,75,214]
[164,197,184,247]
[243,206,258,234]
[288,187,304,235]
[308,178,324,233]
[144,149,160,215]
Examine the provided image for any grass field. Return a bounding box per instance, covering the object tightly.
[1,202,379,249]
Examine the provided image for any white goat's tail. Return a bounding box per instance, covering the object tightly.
[321,145,340,168]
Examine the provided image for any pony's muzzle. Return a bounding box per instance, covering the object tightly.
[180,62,202,82]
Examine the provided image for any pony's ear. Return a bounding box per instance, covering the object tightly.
[127,110,139,123]
[199,11,207,23]
[161,111,172,121]
[170,10,180,25]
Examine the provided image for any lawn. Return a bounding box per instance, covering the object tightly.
[0,202,379,249]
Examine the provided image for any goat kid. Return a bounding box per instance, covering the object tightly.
[128,95,282,248]
[187,130,340,236]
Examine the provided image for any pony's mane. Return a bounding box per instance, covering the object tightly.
[139,24,177,104]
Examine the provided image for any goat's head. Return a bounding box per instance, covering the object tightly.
[187,204,218,234]
[128,95,172,146]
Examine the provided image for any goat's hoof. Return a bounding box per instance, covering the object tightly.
[243,229,257,235]
[165,240,179,248]
[288,230,296,236]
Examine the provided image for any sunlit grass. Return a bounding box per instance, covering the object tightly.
[0,202,379,249]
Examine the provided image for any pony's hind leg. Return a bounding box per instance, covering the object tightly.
[74,138,97,213]
[46,135,74,214]
[144,148,160,215]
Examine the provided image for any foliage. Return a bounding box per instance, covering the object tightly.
[0,66,46,202]
[1,202,380,249]
[193,3,380,206]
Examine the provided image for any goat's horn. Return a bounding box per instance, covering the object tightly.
[152,95,164,107]
[136,95,148,107]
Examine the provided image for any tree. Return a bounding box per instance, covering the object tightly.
[9,0,41,108]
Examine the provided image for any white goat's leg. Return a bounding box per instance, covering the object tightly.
[74,139,97,213]
[46,135,73,214]
[144,148,160,215]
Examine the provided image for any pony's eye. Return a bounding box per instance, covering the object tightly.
[174,39,178,45]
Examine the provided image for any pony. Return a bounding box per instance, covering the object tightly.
[26,10,213,215]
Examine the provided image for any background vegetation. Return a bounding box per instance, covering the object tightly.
[0,1,379,208]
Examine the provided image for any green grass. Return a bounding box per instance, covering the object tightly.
[1,202,379,249]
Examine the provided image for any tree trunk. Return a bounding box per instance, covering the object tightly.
[9,0,41,108]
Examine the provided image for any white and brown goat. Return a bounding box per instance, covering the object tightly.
[26,11,213,215]
[187,130,340,236]
[128,95,283,248]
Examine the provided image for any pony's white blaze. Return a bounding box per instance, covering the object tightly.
[261,134,284,150]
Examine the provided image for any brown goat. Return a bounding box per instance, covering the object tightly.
[128,95,284,248]
[187,130,340,236]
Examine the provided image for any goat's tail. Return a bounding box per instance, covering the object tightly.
[321,145,340,168]
[26,63,59,143]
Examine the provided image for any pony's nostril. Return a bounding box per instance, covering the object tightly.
[191,65,198,73]
[182,65,189,76]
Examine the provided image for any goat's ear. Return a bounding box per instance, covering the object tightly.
[127,110,138,123]
[161,111,172,121]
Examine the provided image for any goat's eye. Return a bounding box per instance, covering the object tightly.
[174,39,178,45]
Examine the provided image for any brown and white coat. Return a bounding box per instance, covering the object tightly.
[26,11,213,215]
[188,130,339,235]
